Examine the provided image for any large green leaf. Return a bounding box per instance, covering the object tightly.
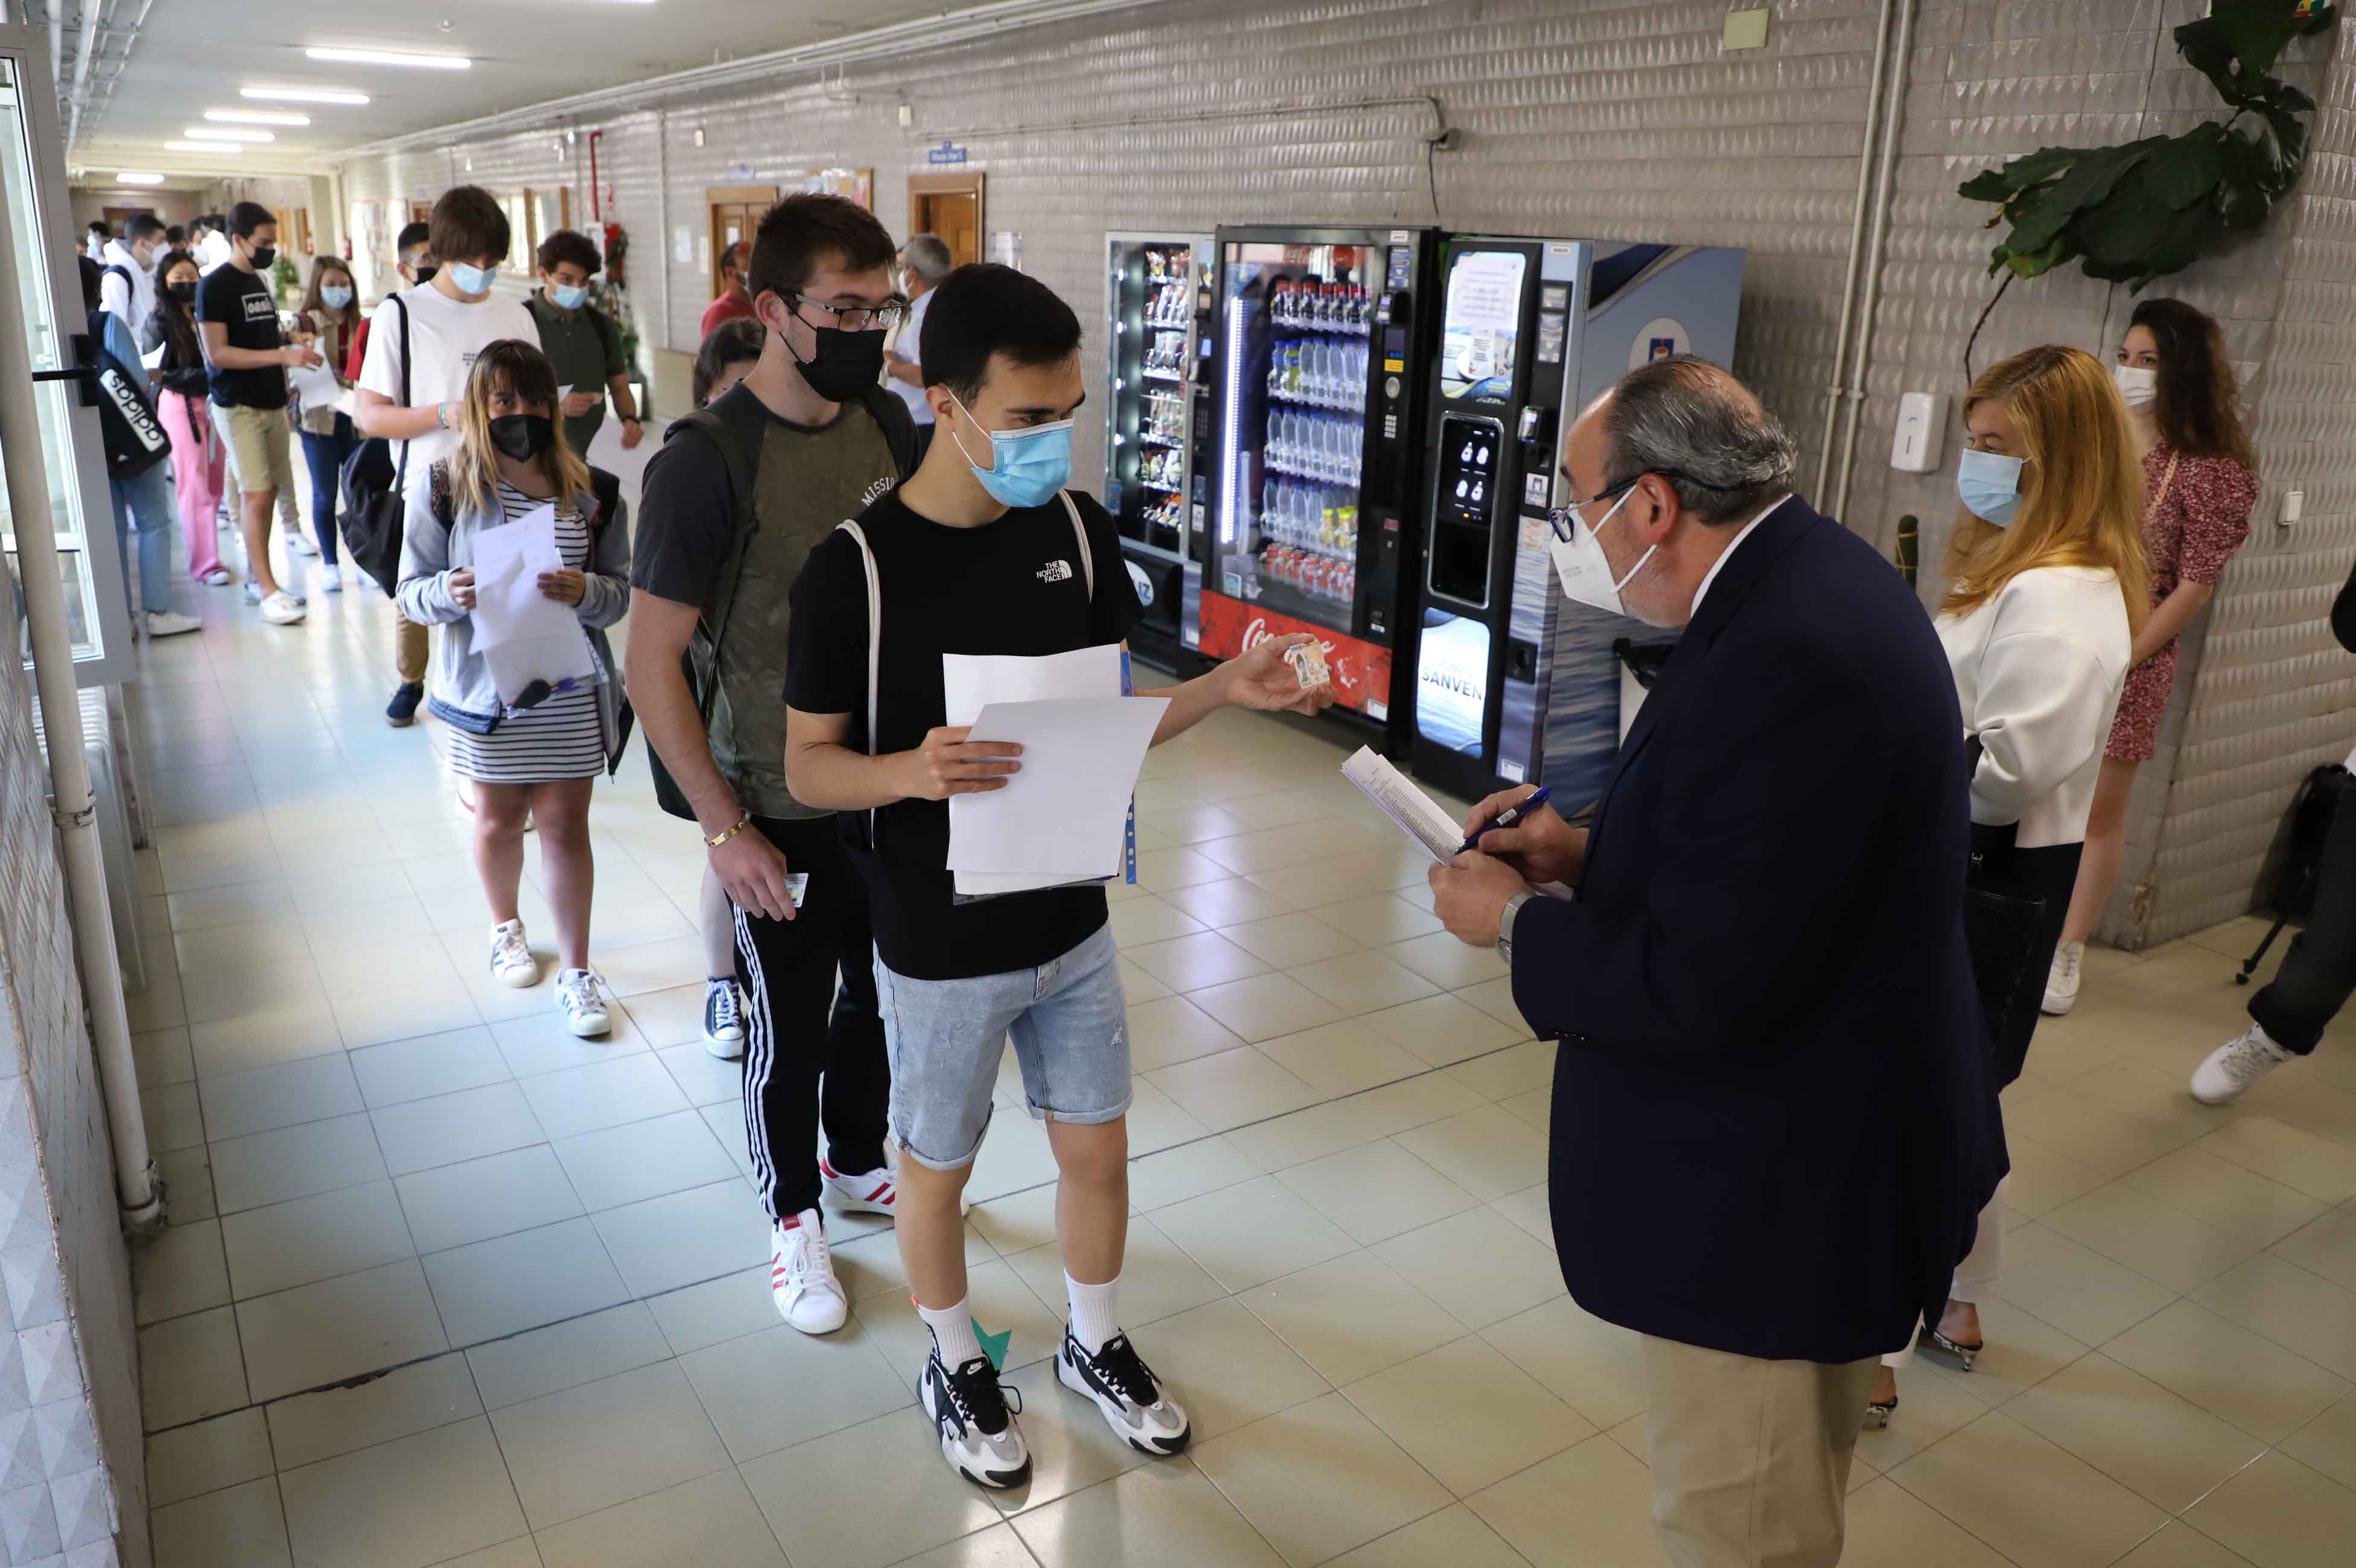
[2003,192,2077,255]
[2145,126,2226,209]
[2002,234,2069,280]
[2213,133,2275,226]
[1958,145,2093,205]
[2042,138,2162,214]
[2251,100,2313,195]
[2081,189,2177,267]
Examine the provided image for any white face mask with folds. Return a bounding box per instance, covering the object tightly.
[2113,363,2157,411]
[1546,482,1657,619]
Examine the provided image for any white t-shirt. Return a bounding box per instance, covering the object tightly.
[98,239,156,336]
[886,285,935,426]
[196,230,233,275]
[358,282,539,477]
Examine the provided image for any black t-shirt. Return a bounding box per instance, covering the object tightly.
[193,264,285,408]
[786,487,1145,980]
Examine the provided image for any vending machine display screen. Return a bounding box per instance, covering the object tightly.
[1428,413,1501,607]
[1439,250,1527,403]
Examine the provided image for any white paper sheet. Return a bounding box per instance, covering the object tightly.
[287,356,343,412]
[945,697,1169,879]
[468,503,597,703]
[941,645,1124,727]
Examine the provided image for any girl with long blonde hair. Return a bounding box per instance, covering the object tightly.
[395,339,631,1037]
[1873,343,2144,1425]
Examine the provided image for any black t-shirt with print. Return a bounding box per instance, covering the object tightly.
[193,263,284,407]
[786,487,1144,981]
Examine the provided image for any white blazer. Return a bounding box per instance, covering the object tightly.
[1936,565,2130,849]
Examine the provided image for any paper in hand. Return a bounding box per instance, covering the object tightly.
[945,696,1168,878]
[287,356,342,410]
[466,503,596,704]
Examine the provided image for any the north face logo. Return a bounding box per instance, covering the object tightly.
[1037,559,1073,583]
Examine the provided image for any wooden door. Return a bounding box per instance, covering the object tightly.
[908,173,985,268]
[707,185,777,298]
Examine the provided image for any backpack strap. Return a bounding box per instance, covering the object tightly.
[1057,490,1094,601]
[587,466,623,534]
[833,518,885,833]
[390,292,413,490]
[665,406,759,722]
[853,382,922,480]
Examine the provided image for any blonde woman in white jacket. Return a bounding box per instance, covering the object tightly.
[1871,344,2150,1424]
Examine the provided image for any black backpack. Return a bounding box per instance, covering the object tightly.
[645,383,919,820]
[83,307,170,481]
[338,293,413,595]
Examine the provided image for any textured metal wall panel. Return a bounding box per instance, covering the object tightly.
[331,0,2352,948]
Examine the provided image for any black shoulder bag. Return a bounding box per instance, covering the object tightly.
[1958,735,2049,1060]
[338,293,413,596]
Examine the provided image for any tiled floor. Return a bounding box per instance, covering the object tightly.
[123,469,2356,1567]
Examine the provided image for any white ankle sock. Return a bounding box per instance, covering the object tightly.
[919,1296,984,1367]
[1066,1273,1121,1356]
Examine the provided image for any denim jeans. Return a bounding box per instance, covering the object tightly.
[298,413,355,567]
[109,462,177,616]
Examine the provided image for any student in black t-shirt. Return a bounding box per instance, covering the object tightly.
[786,264,1332,1491]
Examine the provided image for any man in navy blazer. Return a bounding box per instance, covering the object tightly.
[1431,358,2001,1568]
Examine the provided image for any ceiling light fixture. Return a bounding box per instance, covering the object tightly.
[240,86,369,105]
[115,172,165,185]
[185,126,272,142]
[164,141,241,154]
[205,109,310,126]
[304,46,471,71]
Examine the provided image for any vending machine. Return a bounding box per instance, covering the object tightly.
[1405,239,1745,807]
[1101,233,1215,669]
[1191,225,1442,727]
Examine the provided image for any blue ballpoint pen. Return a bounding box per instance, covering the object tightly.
[1457,786,1553,858]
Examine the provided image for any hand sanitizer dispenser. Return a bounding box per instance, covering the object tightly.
[1890,390,1947,474]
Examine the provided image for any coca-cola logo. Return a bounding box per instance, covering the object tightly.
[1240,617,1339,663]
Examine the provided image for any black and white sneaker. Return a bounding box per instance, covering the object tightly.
[1055,1329,1191,1455]
[921,1351,1030,1490]
[703,978,745,1060]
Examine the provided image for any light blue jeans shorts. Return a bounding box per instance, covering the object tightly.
[875,922,1132,1170]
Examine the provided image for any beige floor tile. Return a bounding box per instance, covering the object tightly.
[1393,1104,1547,1202]
[1445,1037,1555,1101]
[237,1257,451,1402]
[1222,1096,1396,1172]
[551,1109,736,1213]
[1996,1220,2180,1344]
[1106,893,1208,947]
[1145,1045,1322,1131]
[1466,1431,1666,1568]
[1014,1455,1287,1567]
[151,1476,290,1568]
[886,1522,1042,1567]
[1134,845,1231,891]
[1246,857,1399,910]
[1161,875,1301,926]
[591,1178,768,1298]
[737,1408,993,1568]
[369,1083,545,1178]
[1381,930,1509,992]
[347,1026,512,1109]
[489,1360,731,1529]
[1184,972,1346,1044]
[1224,911,1365,969]
[1372,1207,1565,1329]
[1931,1298,2091,1406]
[966,1114,1065,1202]
[1238,1249,1465,1387]
[2125,1145,2331,1245]
[1153,1174,1354,1293]
[1192,1391,1450,1564]
[2263,1077,2356,1150]
[2006,1088,2205,1178]
[1126,929,1274,992]
[133,1025,194,1090]
[1287,950,1440,1016]
[1325,1502,1528,1568]
[987,1355,1156,1516]
[1343,1335,1594,1497]
[533,1468,788,1568]
[1196,825,1322,876]
[142,1080,205,1155]
[145,1407,275,1509]
[209,1111,385,1214]
[1125,994,1249,1074]
[187,1000,347,1079]
[1357,992,1527,1069]
[1838,1477,2014,1568]
[2268,1208,2356,1292]
[1890,1409,2168,1568]
[2111,1523,2262,1566]
[1117,1286,1336,1438]
[139,1304,249,1432]
[1275,1139,1480,1244]
[2100,1299,2350,1443]
[1126,1136,1264,1212]
[515,1053,689,1141]
[643,1264,771,1357]
[133,1216,232,1326]
[2006,1351,2269,1512]
[396,1145,585,1255]
[2045,1180,2265,1293]
[1138,803,1256,844]
[266,1353,482,1470]
[2282,1391,2356,1492]
[1308,891,1444,949]
[424,1217,631,1345]
[2198,1115,2356,1203]
[220,1176,418,1301]
[273,1422,524,1568]
[1480,1294,1649,1429]
[197,1051,363,1141]
[2192,1253,2356,1380]
[1001,1214,1227,1331]
[2186,1450,2356,1568]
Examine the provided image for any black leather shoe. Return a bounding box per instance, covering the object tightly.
[385,682,425,727]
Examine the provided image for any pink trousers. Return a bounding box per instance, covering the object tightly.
[158,389,225,581]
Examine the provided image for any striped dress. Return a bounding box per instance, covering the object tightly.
[443,480,607,783]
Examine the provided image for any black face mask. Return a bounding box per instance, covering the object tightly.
[247,245,276,270]
[409,261,438,286]
[488,413,555,462]
[167,280,198,304]
[783,320,887,402]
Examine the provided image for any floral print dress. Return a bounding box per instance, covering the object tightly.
[2104,440,2257,762]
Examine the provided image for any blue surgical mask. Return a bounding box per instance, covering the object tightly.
[549,282,588,311]
[321,284,354,310]
[448,260,498,296]
[947,390,1074,508]
[1957,447,2025,527]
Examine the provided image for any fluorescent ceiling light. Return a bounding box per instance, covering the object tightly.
[185,126,271,142]
[164,141,241,153]
[205,109,310,126]
[304,46,471,71]
[115,172,165,185]
[241,86,369,104]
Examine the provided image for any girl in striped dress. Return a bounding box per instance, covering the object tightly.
[396,339,632,1036]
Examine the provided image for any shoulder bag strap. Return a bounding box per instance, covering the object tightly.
[392,292,413,490]
[1058,489,1094,600]
[2148,451,2182,517]
[834,519,884,832]
[677,410,758,724]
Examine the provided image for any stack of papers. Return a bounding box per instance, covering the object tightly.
[468,503,597,705]
[1341,747,1465,862]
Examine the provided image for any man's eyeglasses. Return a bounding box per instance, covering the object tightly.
[1546,469,1744,543]
[785,292,909,333]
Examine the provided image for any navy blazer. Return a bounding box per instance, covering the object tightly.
[1512,495,2004,1365]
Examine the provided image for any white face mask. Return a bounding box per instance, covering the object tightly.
[1546,482,1658,620]
[2113,363,2157,411]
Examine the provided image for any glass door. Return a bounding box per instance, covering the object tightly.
[0,29,133,687]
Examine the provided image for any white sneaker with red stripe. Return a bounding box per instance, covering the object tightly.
[771,1208,847,1334]
[821,1159,899,1217]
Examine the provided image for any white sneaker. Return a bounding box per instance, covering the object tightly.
[243,580,261,605]
[257,590,305,625]
[2042,940,2084,1016]
[923,1347,1030,1489]
[2189,1024,2295,1104]
[319,570,343,594]
[287,530,319,557]
[489,920,538,989]
[1056,1328,1191,1455]
[144,610,201,638]
[820,1158,899,1217]
[770,1211,847,1333]
[199,567,234,587]
[556,967,611,1037]
[702,978,746,1059]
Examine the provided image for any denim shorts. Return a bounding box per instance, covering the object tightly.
[874,922,1132,1170]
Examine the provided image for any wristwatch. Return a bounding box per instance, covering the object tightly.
[1497,890,1536,965]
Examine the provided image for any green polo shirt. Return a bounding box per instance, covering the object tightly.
[524,291,628,454]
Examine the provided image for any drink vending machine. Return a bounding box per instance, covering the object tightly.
[1101,232,1215,668]
[1191,225,1442,727]
[1405,238,1745,807]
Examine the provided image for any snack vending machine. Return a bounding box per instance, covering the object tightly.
[1406,239,1745,806]
[1102,232,1215,668]
[1192,225,1442,727]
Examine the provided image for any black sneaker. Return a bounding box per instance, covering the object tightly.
[385,681,424,727]
[1055,1329,1191,1454]
[702,978,745,1061]
[920,1351,1030,1489]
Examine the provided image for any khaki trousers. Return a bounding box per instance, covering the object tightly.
[395,611,429,685]
[1642,1336,1879,1568]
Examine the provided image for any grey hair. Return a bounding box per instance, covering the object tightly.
[900,233,954,285]
[1600,355,1795,525]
